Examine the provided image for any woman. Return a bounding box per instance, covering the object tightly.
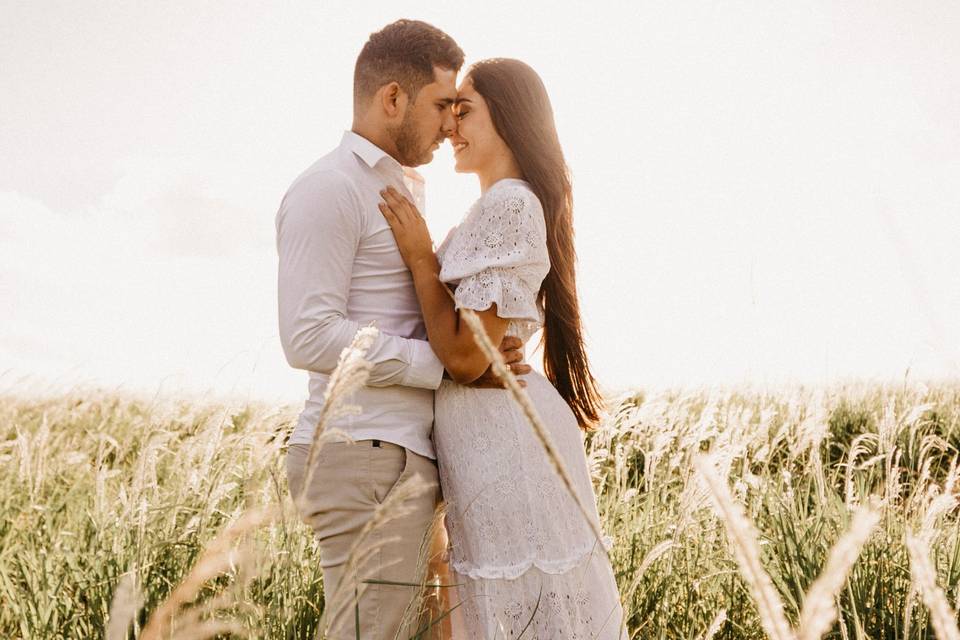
[378,58,625,639]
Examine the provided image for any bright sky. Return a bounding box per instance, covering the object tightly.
[2,1,959,403]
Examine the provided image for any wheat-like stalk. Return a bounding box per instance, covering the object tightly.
[105,570,143,640]
[158,620,248,640]
[843,433,879,506]
[139,506,279,640]
[459,308,607,547]
[160,559,264,638]
[797,502,881,640]
[906,532,960,640]
[299,326,379,502]
[693,454,794,640]
[701,608,728,640]
[396,502,454,638]
[620,539,674,601]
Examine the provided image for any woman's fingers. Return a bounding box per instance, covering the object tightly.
[382,187,420,220]
[376,200,393,220]
[379,189,409,224]
[377,202,404,229]
[381,187,407,211]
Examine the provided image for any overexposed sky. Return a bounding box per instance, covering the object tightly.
[2,1,959,403]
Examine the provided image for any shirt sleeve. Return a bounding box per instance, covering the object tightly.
[439,184,551,322]
[276,170,444,389]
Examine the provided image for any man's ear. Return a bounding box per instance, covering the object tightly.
[380,81,408,119]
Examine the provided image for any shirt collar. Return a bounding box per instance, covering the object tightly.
[340,130,401,173]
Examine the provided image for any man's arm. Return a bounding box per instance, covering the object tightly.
[276,170,444,389]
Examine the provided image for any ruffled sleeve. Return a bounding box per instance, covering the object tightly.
[439,182,550,323]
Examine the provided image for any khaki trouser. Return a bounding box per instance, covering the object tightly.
[286,440,442,640]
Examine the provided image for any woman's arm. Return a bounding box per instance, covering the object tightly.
[408,251,511,385]
[379,186,512,385]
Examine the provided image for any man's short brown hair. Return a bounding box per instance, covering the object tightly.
[353,20,464,111]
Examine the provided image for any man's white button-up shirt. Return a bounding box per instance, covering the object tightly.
[276,130,444,459]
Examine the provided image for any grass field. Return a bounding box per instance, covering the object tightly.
[2,377,960,639]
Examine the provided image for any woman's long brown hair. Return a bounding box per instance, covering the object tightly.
[468,58,604,429]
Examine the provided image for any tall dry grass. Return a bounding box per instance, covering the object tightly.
[2,368,960,637]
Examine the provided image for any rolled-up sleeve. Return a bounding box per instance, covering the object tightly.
[276,170,444,389]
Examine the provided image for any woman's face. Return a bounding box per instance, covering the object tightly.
[450,78,513,175]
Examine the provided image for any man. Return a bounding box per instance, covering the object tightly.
[277,19,530,640]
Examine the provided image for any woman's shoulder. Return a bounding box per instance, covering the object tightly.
[478,179,544,227]
[481,178,539,205]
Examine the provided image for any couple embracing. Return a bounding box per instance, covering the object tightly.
[277,19,625,640]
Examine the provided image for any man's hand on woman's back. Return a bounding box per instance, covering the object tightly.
[465,335,531,388]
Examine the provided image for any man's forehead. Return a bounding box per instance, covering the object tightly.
[428,66,458,100]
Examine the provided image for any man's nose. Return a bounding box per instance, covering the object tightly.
[441,112,456,137]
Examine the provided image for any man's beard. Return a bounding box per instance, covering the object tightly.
[391,110,430,167]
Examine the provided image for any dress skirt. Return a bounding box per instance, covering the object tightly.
[434,371,626,639]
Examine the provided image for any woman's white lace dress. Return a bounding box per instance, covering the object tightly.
[434,178,625,639]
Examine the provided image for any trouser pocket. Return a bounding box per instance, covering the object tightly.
[285,443,310,506]
[370,442,409,505]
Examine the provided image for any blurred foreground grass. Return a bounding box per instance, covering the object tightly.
[2,380,959,638]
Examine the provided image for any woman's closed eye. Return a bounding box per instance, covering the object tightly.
[455,110,469,120]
